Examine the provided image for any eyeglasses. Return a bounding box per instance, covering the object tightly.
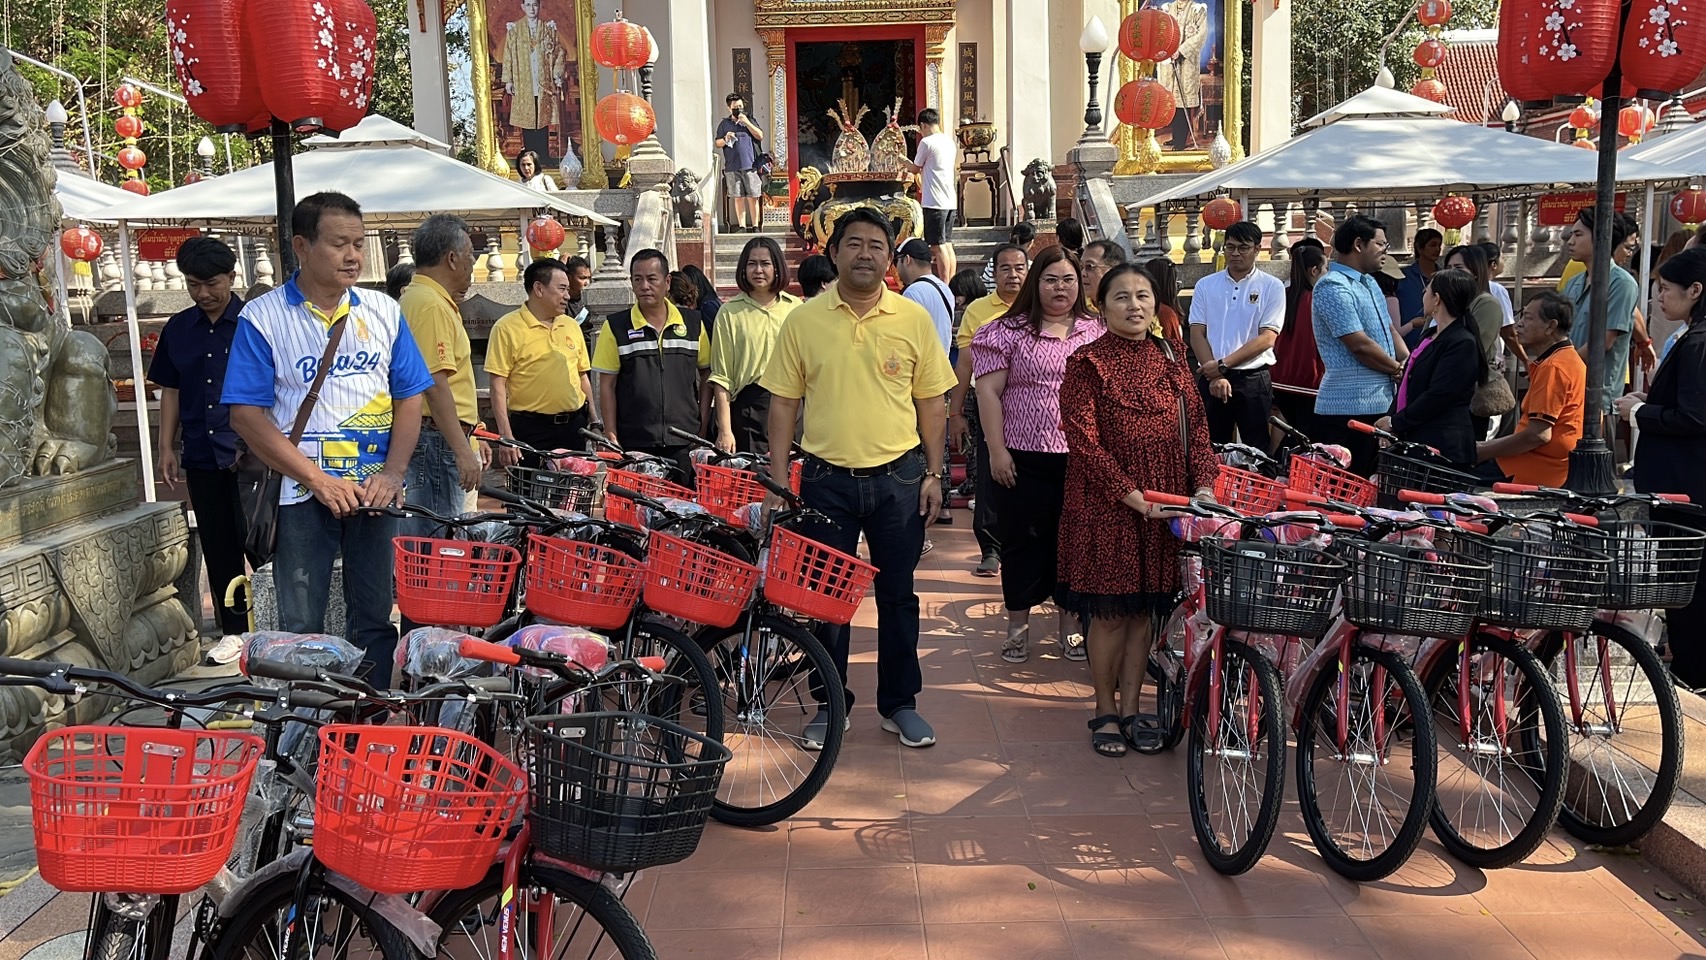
[1223,243,1258,255]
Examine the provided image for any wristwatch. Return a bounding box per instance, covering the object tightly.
[923,469,944,480]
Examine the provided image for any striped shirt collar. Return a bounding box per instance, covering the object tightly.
[626,301,688,333]
[282,273,362,312]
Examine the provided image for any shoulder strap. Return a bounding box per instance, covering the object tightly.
[906,277,954,318]
[289,318,348,444]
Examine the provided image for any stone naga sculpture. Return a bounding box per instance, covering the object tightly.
[0,48,114,486]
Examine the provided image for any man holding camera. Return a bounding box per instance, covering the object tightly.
[715,94,765,233]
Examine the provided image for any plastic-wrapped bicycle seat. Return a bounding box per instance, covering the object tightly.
[242,632,364,686]
[397,627,488,681]
[505,623,611,677]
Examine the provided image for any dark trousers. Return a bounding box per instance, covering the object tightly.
[963,388,1000,557]
[1271,390,1320,454]
[1201,367,1274,448]
[1315,413,1384,478]
[510,407,590,467]
[186,468,249,636]
[274,500,399,688]
[1655,505,1706,689]
[801,449,927,718]
[731,384,775,456]
[991,450,1068,611]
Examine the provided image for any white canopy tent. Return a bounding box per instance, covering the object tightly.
[1297,85,1458,128]
[55,171,133,222]
[85,115,616,501]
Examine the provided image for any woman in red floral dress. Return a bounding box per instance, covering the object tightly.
[1058,264,1219,756]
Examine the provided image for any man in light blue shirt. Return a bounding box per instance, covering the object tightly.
[897,239,954,356]
[1312,215,1405,476]
[1561,208,1638,432]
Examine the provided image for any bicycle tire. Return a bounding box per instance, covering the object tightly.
[1186,638,1286,875]
[1295,642,1437,883]
[88,899,164,960]
[208,870,413,960]
[700,612,846,827]
[1533,621,1683,847]
[606,617,726,743]
[427,863,655,960]
[1424,632,1566,869]
[1148,609,1188,753]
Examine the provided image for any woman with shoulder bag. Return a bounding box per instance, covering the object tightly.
[1376,268,1482,466]
[1443,244,1517,436]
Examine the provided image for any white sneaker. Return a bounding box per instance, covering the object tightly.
[204,634,245,665]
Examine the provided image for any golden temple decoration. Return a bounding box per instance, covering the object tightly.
[466,0,604,188]
[752,0,955,29]
[1112,0,1245,175]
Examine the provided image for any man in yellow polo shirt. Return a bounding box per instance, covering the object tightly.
[761,207,958,750]
[397,214,483,519]
[948,242,1027,577]
[487,258,594,467]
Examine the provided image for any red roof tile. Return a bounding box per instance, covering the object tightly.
[1438,40,1506,125]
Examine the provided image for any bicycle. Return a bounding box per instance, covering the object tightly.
[1268,415,1379,507]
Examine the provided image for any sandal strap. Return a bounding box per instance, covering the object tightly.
[1087,713,1121,731]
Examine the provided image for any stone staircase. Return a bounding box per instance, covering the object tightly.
[709,224,1012,299]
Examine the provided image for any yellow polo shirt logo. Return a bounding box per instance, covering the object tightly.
[882,350,903,378]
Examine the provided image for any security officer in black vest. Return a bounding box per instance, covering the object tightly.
[591,248,712,485]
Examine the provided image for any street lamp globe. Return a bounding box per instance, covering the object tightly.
[1079,15,1110,54]
[196,136,216,159]
[643,26,659,66]
[44,100,68,125]
[1501,100,1521,124]
[1376,65,1396,88]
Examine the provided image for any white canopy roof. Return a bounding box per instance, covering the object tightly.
[1134,114,1685,208]
[89,115,614,227]
[1621,119,1706,175]
[1299,86,1456,129]
[55,171,134,223]
[302,114,452,153]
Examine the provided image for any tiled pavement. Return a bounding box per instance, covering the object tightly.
[5,521,1706,958]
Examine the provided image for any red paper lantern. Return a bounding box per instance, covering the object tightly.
[1501,0,1622,100]
[1670,189,1706,225]
[1569,102,1600,129]
[1433,195,1477,229]
[1114,79,1177,130]
[1412,78,1449,103]
[1118,8,1183,63]
[1618,103,1656,139]
[120,179,151,196]
[1203,197,1243,231]
[1497,0,1553,104]
[590,16,650,70]
[594,92,656,145]
[246,0,377,134]
[1622,0,1706,98]
[117,146,148,171]
[60,226,103,262]
[183,170,203,185]
[114,115,143,140]
[114,83,143,109]
[1417,0,1454,27]
[1413,39,1448,68]
[166,0,269,132]
[526,215,566,252]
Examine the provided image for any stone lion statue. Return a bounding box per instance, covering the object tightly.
[1021,158,1057,223]
[0,49,114,486]
[670,168,701,229]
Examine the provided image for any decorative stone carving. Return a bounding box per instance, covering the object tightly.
[671,168,703,228]
[1020,158,1056,222]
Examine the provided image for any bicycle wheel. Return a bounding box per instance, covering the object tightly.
[429,864,655,960]
[1295,642,1437,882]
[88,896,171,960]
[701,612,847,826]
[1147,609,1188,753]
[1533,621,1683,846]
[209,869,412,960]
[1424,632,1566,869]
[598,617,725,743]
[1186,638,1286,875]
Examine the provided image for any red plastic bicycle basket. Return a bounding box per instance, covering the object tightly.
[1287,453,1376,508]
[1214,464,1286,514]
[27,726,264,894]
[694,463,769,522]
[642,531,760,627]
[314,725,525,894]
[526,533,644,629]
[393,537,522,628]
[764,526,878,624]
[604,468,694,526]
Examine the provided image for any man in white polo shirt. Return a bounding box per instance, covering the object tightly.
[903,108,957,278]
[1188,219,1286,447]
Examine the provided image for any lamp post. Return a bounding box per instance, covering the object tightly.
[44,99,68,148]
[1068,16,1117,180]
[196,136,216,178]
[1501,100,1520,133]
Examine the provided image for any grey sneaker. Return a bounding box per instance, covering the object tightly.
[974,551,1000,577]
[881,708,936,748]
[801,707,850,751]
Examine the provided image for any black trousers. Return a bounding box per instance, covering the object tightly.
[991,450,1067,611]
[186,468,249,636]
[731,384,775,456]
[1201,367,1274,448]
[1271,390,1320,454]
[1655,505,1706,689]
[963,388,1000,557]
[510,407,590,467]
[1314,413,1384,478]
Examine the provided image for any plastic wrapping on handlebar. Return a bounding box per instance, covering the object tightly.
[1142,491,1192,506]
[1658,493,1693,503]
[1322,514,1367,528]
[1563,512,1601,527]
[0,656,66,678]
[1347,419,1377,434]
[457,637,522,666]
[1398,489,1447,506]
[636,656,667,673]
[472,428,502,442]
[1492,481,1541,494]
[244,657,320,683]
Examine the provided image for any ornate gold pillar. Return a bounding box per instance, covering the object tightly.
[575,0,606,189]
[924,24,950,112]
[759,29,788,169]
[466,0,509,177]
[466,0,605,188]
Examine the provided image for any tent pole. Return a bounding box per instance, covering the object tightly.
[1640,184,1656,390]
[1513,196,1527,313]
[272,120,298,277]
[119,222,157,503]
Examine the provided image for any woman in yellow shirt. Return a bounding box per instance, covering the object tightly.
[708,237,801,454]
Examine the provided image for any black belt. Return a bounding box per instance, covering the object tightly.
[803,446,920,478]
[1221,365,1272,377]
[512,409,586,425]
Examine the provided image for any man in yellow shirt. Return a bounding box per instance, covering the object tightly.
[760,207,958,750]
[709,236,800,454]
[949,242,1027,576]
[487,258,594,466]
[397,214,483,518]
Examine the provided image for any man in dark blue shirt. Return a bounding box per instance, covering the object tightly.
[714,93,765,232]
[148,237,247,664]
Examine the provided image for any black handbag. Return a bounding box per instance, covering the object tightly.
[235,317,347,566]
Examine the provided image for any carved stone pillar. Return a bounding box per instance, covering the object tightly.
[1472,195,1493,245]
[1183,201,1203,264]
[1157,206,1174,259]
[1124,204,1145,258]
[1272,202,1293,259]
[925,24,949,112]
[1304,198,1322,246]
[760,30,788,170]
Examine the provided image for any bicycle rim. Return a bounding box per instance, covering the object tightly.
[1185,639,1286,875]
[1536,622,1683,846]
[601,618,725,743]
[209,873,410,960]
[88,897,167,960]
[1296,643,1437,882]
[1425,633,1566,869]
[429,865,656,960]
[703,614,846,826]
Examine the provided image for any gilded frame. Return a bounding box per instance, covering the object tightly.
[1113,0,1244,174]
[466,0,605,188]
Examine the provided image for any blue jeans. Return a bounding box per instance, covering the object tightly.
[275,499,399,688]
[801,448,927,718]
[405,428,466,524]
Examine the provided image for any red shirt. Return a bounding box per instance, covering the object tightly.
[1272,289,1324,393]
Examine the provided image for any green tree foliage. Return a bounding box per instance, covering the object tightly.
[1291,0,1499,127]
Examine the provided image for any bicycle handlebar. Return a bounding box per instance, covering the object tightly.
[668,426,716,449]
[457,637,666,677]
[580,428,623,453]
[1268,415,1313,447]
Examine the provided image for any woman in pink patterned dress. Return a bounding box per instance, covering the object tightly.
[971,246,1105,664]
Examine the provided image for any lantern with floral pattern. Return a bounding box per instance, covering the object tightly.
[166,0,268,131]
[1622,0,1706,98]
[246,0,377,133]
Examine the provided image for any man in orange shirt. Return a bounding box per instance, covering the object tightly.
[1476,291,1585,486]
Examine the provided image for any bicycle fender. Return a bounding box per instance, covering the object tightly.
[215,850,445,957]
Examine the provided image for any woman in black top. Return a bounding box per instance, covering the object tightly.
[1378,268,1482,466]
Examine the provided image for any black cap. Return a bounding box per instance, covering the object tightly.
[897,239,932,263]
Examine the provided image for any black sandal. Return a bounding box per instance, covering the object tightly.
[1088,714,1126,757]
[1122,714,1166,754]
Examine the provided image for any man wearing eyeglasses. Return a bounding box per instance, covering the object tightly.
[1188,220,1285,447]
